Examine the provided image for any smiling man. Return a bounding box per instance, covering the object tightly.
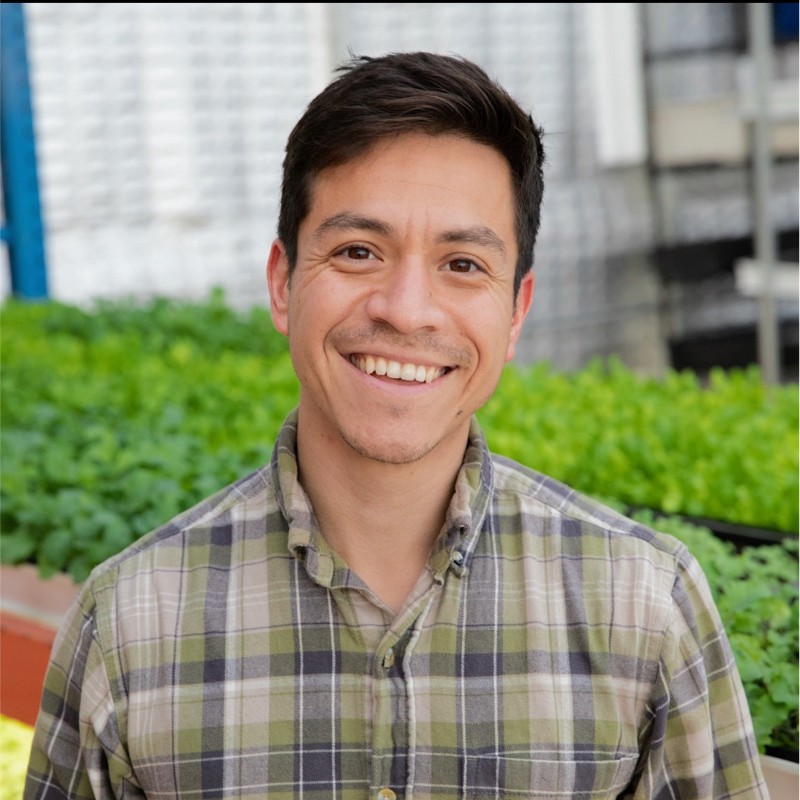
[267,131,532,610]
[27,53,767,799]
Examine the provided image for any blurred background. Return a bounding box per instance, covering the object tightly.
[2,7,799,793]
[2,1,798,380]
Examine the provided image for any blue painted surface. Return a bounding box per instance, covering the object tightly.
[773,2,799,41]
[1,3,49,299]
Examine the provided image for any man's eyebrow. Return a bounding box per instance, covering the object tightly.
[438,226,508,257]
[312,214,508,258]
[312,212,394,242]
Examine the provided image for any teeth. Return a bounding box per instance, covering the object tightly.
[400,363,417,381]
[351,355,446,384]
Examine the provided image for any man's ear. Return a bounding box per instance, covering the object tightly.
[505,271,534,362]
[267,239,291,336]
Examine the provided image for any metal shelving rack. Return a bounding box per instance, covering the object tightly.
[743,2,798,384]
[645,2,799,383]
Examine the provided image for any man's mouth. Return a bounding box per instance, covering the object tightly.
[349,354,450,384]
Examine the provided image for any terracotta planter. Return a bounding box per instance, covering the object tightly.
[0,564,80,726]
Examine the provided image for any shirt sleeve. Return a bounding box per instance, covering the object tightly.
[24,585,139,799]
[632,549,770,799]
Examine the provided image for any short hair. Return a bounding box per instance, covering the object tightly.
[278,51,545,298]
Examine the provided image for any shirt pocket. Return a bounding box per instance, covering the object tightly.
[465,753,638,799]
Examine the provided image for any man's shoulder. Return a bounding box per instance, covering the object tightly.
[488,451,691,570]
[86,462,278,590]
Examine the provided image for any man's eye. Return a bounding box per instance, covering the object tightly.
[445,258,480,273]
[337,245,374,260]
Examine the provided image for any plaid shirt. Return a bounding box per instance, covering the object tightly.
[27,411,767,799]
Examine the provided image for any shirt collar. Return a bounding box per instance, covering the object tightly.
[271,409,494,585]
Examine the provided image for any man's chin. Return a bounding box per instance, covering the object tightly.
[337,424,443,466]
[342,434,434,466]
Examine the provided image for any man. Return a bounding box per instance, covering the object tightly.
[27,52,767,799]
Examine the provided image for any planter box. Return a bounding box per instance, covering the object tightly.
[761,754,799,800]
[0,564,79,726]
[627,506,795,550]
[671,513,795,550]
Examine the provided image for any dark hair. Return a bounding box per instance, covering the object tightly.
[278,52,545,297]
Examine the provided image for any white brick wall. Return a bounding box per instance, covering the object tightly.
[25,2,316,308]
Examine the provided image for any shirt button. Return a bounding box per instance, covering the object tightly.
[452,550,464,565]
[377,789,397,800]
[382,648,395,669]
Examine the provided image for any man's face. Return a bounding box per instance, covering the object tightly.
[268,133,533,468]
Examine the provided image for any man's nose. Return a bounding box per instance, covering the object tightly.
[364,261,447,334]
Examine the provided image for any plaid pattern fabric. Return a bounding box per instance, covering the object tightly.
[26,411,767,799]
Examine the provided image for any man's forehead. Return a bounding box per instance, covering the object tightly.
[299,132,517,250]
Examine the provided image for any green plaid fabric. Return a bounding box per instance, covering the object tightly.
[26,411,767,799]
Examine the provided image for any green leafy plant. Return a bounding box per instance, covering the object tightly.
[630,510,798,756]
[478,359,798,533]
[3,295,797,582]
[1,294,798,757]
[1,293,298,581]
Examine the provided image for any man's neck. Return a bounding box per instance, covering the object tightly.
[295,421,468,613]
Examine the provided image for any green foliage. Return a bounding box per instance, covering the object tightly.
[2,294,797,755]
[631,510,798,754]
[478,359,799,533]
[1,293,297,581]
